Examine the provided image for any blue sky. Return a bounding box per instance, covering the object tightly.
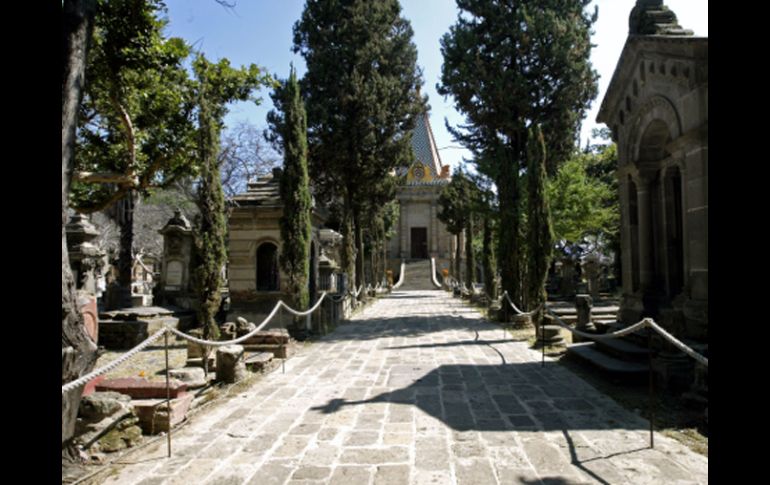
[162,0,707,171]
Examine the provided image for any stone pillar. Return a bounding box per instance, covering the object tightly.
[582,255,601,300]
[575,294,596,334]
[636,175,654,291]
[216,345,246,383]
[66,214,106,296]
[158,209,194,308]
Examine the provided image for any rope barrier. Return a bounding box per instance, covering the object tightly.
[62,292,330,393]
[279,292,327,317]
[62,328,168,394]
[646,319,709,367]
[348,285,363,298]
[542,307,708,367]
[501,291,543,316]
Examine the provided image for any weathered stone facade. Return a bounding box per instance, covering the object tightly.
[227,168,334,325]
[597,1,707,379]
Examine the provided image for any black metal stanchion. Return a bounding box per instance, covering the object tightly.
[541,317,545,368]
[164,331,172,457]
[648,330,654,449]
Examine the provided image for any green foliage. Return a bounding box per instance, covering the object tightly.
[438,166,481,281]
[74,0,197,211]
[293,0,424,286]
[439,0,598,306]
[525,125,553,322]
[268,66,312,310]
[547,151,618,246]
[192,54,272,340]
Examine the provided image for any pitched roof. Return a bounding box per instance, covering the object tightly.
[231,172,281,206]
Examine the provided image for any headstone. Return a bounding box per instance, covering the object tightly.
[158,209,194,308]
[66,214,105,296]
[574,294,596,343]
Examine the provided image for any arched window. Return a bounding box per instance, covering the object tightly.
[256,242,279,291]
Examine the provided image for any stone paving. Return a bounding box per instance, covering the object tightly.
[100,289,708,485]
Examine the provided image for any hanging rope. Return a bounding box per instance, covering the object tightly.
[542,307,708,367]
[62,292,330,393]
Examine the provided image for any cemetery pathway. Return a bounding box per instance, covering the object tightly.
[101,289,707,485]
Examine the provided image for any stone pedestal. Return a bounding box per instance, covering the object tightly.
[511,313,532,329]
[582,255,602,300]
[66,214,106,297]
[216,345,246,383]
[574,294,596,343]
[536,316,566,347]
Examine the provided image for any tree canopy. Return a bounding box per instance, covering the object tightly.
[439,0,598,306]
[293,0,424,287]
[268,65,313,310]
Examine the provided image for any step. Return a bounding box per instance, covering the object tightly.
[603,320,652,345]
[594,336,651,361]
[567,342,649,373]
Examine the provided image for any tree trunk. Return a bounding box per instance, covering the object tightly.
[482,216,496,300]
[62,0,97,447]
[113,192,135,309]
[354,209,366,301]
[497,140,520,320]
[455,232,462,284]
[465,215,475,288]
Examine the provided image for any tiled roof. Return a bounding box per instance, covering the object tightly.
[231,173,281,206]
[397,109,447,181]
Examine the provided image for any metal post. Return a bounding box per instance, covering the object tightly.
[541,318,545,368]
[648,330,654,448]
[164,330,172,457]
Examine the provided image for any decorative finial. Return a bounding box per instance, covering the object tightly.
[629,0,693,36]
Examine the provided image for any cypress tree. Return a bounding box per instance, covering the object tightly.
[465,214,475,288]
[192,55,271,342]
[526,125,553,326]
[268,66,312,311]
[439,0,598,315]
[293,0,424,292]
[482,211,496,300]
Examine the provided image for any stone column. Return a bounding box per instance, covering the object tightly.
[636,175,654,290]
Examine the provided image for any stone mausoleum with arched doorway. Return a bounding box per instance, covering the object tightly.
[597,0,707,389]
[226,168,341,325]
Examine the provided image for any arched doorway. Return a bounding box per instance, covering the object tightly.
[256,242,279,291]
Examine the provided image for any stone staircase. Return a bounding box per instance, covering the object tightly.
[397,259,438,291]
[565,306,652,378]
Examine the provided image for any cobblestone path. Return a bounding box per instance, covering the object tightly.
[102,290,707,485]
